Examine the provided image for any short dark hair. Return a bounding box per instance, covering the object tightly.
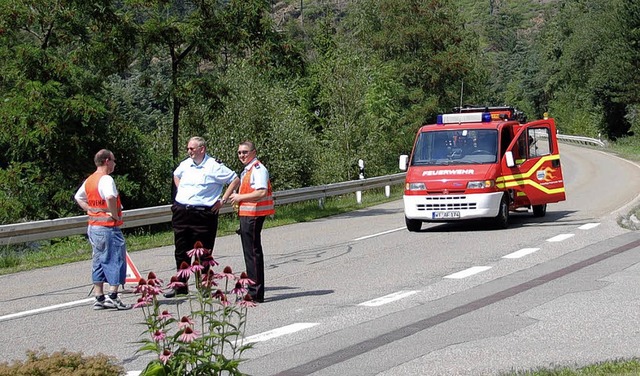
[94,149,113,167]
[239,140,256,151]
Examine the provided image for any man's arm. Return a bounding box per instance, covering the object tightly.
[215,177,240,210]
[106,195,121,221]
[74,183,90,212]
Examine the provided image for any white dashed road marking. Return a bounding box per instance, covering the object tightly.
[444,266,492,279]
[244,323,319,343]
[353,227,406,241]
[359,291,420,307]
[547,233,575,242]
[503,248,540,259]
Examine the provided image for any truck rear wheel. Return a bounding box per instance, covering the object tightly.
[405,217,422,232]
[494,195,509,229]
[532,204,547,217]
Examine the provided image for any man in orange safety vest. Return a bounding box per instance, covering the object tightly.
[230,141,274,303]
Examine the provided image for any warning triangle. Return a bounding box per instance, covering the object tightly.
[125,252,142,284]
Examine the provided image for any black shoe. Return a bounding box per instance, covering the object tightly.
[163,288,188,298]
[235,228,241,235]
[251,295,264,303]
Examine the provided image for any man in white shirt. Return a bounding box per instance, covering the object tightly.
[165,136,240,298]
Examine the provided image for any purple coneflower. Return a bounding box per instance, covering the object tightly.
[178,315,194,329]
[238,272,256,286]
[179,326,200,343]
[176,261,193,280]
[201,270,218,288]
[190,260,204,273]
[201,255,219,268]
[146,271,163,285]
[157,310,173,320]
[218,266,237,280]
[231,281,247,296]
[187,241,209,258]
[133,278,148,295]
[167,276,187,291]
[238,294,257,308]
[159,349,172,364]
[212,290,230,306]
[133,297,150,309]
[152,330,166,342]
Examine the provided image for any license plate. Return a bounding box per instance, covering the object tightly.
[432,211,460,219]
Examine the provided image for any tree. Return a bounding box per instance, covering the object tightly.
[0,0,137,222]
[346,0,481,123]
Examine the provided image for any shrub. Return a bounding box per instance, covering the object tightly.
[0,349,124,375]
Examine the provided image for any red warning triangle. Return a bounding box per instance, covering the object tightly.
[125,252,142,284]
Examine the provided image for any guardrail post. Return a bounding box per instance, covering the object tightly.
[356,159,365,204]
[318,197,325,209]
[385,185,390,198]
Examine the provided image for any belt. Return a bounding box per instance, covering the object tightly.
[175,203,214,211]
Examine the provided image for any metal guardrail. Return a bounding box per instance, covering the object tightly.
[557,133,606,147]
[0,173,406,246]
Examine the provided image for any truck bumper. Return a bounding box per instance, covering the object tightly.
[403,192,504,221]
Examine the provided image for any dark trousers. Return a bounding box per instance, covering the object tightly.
[239,215,266,300]
[171,203,218,287]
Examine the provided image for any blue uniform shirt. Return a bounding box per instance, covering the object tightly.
[174,154,238,206]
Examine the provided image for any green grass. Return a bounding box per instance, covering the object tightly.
[498,358,640,375]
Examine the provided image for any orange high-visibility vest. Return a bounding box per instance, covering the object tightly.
[238,161,275,217]
[86,172,123,227]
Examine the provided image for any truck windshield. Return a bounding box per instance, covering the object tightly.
[411,129,498,166]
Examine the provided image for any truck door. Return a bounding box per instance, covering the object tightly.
[498,119,566,205]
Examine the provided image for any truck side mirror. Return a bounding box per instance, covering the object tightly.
[505,151,515,168]
[399,155,409,171]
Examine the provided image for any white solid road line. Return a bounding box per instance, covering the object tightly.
[503,247,540,259]
[0,297,94,322]
[353,227,406,241]
[444,266,492,279]
[359,291,420,307]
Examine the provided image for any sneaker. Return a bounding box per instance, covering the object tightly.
[104,295,133,310]
[93,297,106,310]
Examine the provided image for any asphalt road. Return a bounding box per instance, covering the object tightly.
[1,143,640,375]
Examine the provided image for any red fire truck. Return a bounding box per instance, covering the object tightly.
[399,106,566,231]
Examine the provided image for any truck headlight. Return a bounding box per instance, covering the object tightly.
[467,180,495,189]
[406,182,426,191]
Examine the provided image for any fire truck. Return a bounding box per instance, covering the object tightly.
[399,106,566,231]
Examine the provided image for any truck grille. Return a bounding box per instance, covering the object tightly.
[416,196,477,211]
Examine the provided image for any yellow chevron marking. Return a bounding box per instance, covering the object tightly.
[496,179,565,195]
[496,155,560,183]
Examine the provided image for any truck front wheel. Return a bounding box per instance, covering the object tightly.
[405,217,422,232]
[494,195,509,229]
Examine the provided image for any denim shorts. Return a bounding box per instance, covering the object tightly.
[88,225,127,286]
